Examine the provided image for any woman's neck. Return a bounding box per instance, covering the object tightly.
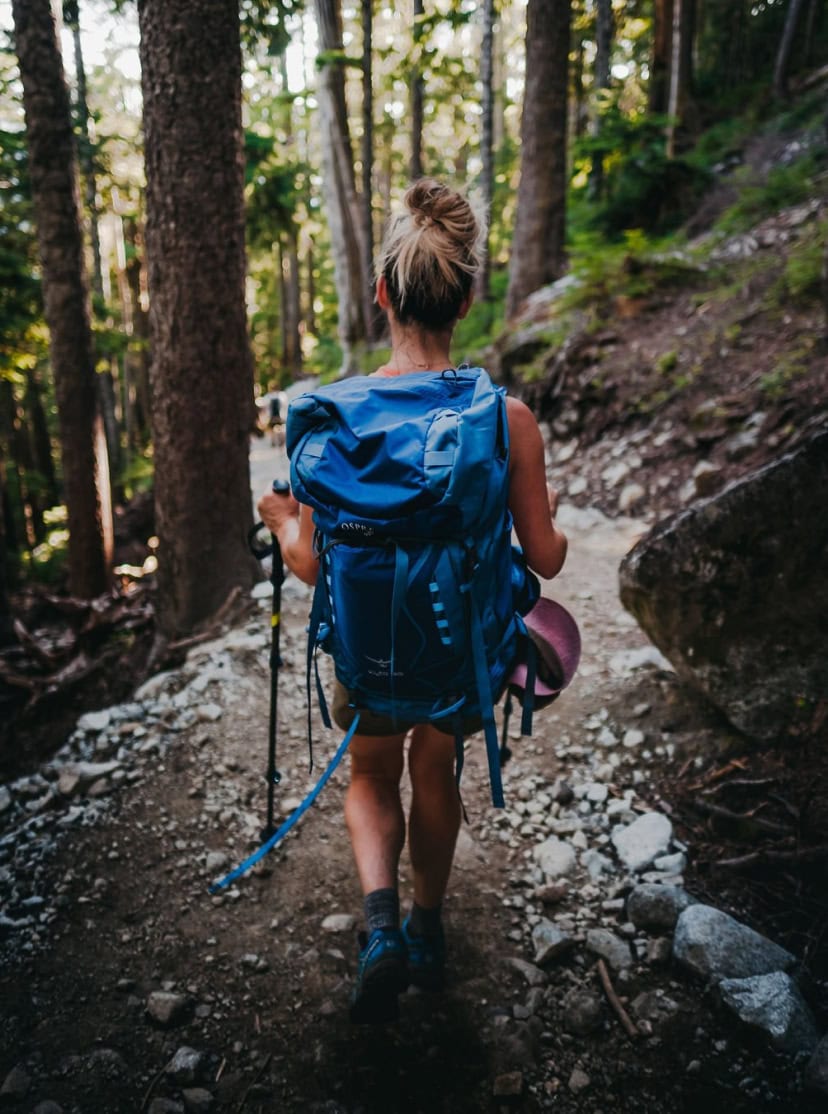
[383,323,454,375]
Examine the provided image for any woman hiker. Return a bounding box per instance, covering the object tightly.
[257,178,568,1023]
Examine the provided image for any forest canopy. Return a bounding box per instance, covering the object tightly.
[1,0,826,636]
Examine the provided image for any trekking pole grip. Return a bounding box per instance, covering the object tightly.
[272,479,290,495]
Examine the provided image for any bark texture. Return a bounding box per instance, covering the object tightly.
[12,0,107,598]
[476,0,495,303]
[138,0,256,638]
[410,0,425,180]
[505,0,571,320]
[313,0,367,373]
[773,0,807,98]
[649,0,673,114]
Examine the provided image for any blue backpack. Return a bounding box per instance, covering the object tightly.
[211,368,540,892]
[287,366,539,807]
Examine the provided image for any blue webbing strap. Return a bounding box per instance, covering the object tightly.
[305,566,331,772]
[208,712,362,894]
[520,635,537,737]
[466,585,505,808]
[389,543,410,724]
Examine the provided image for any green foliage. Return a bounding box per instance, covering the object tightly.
[0,124,45,377]
[562,229,702,316]
[768,227,827,307]
[571,104,711,238]
[655,350,678,375]
[715,155,823,234]
[239,0,301,58]
[759,348,813,400]
[453,269,509,361]
[119,447,154,499]
[18,507,69,586]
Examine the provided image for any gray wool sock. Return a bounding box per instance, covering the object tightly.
[364,887,400,933]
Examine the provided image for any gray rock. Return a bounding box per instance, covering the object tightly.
[626,883,695,930]
[805,1034,828,1096]
[611,812,672,872]
[585,928,633,971]
[492,1071,524,1099]
[146,991,192,1028]
[166,1047,207,1087]
[57,761,121,798]
[531,918,574,966]
[205,851,230,875]
[32,1103,65,1114]
[568,1067,591,1094]
[0,786,12,814]
[148,1102,185,1114]
[505,957,547,987]
[719,972,819,1055]
[181,1090,214,1114]
[619,430,828,741]
[673,905,795,982]
[0,1065,31,1100]
[77,709,112,732]
[653,851,686,873]
[321,913,357,933]
[631,990,680,1024]
[561,987,603,1034]
[532,837,576,879]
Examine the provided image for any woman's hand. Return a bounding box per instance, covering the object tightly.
[258,486,299,534]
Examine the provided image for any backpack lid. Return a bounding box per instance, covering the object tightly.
[287,367,508,537]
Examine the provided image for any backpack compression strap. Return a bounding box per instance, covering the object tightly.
[208,712,361,893]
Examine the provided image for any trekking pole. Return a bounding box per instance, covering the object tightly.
[248,478,291,840]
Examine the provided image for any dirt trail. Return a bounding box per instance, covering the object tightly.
[0,439,818,1113]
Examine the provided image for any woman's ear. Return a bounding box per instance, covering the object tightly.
[376,273,390,311]
[457,292,474,320]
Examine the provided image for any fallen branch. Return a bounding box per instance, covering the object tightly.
[713,846,828,871]
[596,958,638,1040]
[702,777,777,797]
[687,757,748,791]
[235,1051,272,1112]
[692,798,792,836]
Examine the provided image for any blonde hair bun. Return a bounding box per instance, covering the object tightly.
[378,178,484,329]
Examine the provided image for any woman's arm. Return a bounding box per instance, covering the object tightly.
[506,397,568,580]
[257,489,319,586]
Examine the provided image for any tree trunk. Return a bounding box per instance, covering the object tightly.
[25,366,58,507]
[360,0,383,341]
[123,216,152,442]
[64,0,104,305]
[0,460,13,646]
[12,0,108,598]
[588,0,613,199]
[285,227,303,377]
[505,0,571,320]
[666,0,696,155]
[410,0,425,180]
[476,0,495,304]
[313,0,368,375]
[649,0,673,115]
[138,0,257,638]
[773,0,807,98]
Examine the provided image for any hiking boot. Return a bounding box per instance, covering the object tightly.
[402,916,446,992]
[349,927,409,1024]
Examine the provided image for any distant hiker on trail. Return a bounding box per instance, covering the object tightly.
[258,179,568,1023]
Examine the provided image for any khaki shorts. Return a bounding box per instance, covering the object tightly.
[332,681,483,739]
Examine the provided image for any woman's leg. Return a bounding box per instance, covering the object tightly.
[345,732,409,1022]
[345,732,407,896]
[407,724,462,909]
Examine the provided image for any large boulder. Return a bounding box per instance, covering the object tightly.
[619,430,828,741]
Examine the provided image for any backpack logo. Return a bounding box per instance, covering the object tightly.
[340,522,376,537]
